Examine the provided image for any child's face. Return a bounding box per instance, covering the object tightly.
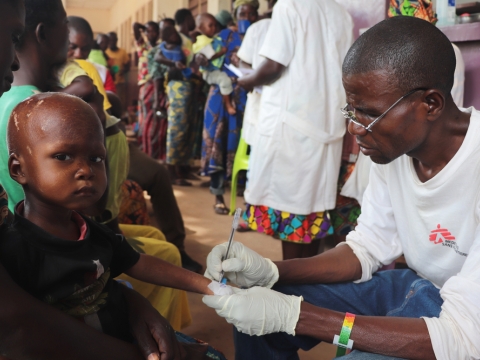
[0,0,24,97]
[68,30,92,60]
[200,16,217,38]
[11,96,107,212]
[167,31,182,46]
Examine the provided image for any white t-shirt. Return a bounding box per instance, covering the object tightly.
[244,0,353,214]
[237,19,271,146]
[452,43,465,108]
[342,108,480,359]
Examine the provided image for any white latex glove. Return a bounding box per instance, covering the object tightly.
[202,286,303,336]
[204,241,279,288]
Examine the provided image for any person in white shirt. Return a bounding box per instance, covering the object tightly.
[236,0,353,259]
[236,18,271,145]
[202,16,480,359]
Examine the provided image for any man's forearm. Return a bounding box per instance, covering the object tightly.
[296,302,435,360]
[275,245,362,285]
[238,58,285,89]
[0,265,142,360]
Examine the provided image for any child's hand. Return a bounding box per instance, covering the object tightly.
[194,54,208,67]
[175,61,186,70]
[207,280,234,296]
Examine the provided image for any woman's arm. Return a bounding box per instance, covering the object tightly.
[0,264,143,360]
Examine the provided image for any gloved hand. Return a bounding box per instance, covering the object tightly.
[204,241,279,288]
[202,286,303,336]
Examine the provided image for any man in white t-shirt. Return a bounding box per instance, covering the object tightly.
[202,16,480,359]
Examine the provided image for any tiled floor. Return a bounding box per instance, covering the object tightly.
[150,178,338,360]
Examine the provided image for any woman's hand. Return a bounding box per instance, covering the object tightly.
[122,286,182,360]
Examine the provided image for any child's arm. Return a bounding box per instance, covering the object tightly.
[210,46,227,61]
[58,76,107,128]
[125,254,215,295]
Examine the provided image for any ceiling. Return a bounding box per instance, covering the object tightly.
[65,0,118,10]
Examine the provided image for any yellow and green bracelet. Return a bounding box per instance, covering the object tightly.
[334,312,355,356]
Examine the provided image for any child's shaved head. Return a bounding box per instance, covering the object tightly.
[8,93,103,157]
[196,13,217,37]
[8,92,107,212]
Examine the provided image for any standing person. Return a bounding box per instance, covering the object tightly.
[203,16,480,360]
[202,1,258,215]
[106,31,130,111]
[237,0,353,258]
[133,20,164,158]
[175,8,196,53]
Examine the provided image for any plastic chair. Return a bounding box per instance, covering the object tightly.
[229,133,249,215]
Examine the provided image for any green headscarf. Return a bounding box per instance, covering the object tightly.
[233,0,260,14]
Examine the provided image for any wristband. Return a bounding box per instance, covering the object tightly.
[334,312,355,356]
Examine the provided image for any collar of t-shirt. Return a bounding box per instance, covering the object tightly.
[16,201,88,241]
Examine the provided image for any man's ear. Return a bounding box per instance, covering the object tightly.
[9,153,27,185]
[422,89,445,121]
[35,22,47,45]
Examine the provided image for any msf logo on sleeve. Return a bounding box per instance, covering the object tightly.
[429,224,467,257]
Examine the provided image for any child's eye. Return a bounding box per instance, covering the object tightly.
[54,154,71,161]
[90,156,103,163]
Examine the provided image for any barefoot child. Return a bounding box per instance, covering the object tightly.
[193,13,236,115]
[0,93,231,349]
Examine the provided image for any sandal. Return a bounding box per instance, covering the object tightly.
[213,203,230,215]
[236,222,251,232]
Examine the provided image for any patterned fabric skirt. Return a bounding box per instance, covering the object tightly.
[166,80,194,165]
[243,205,331,244]
[118,180,150,226]
[139,80,168,160]
[328,161,362,237]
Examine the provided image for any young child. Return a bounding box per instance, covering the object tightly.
[193,13,236,115]
[156,26,188,82]
[0,93,231,346]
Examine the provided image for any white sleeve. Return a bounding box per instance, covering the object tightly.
[258,0,296,67]
[338,163,403,282]
[237,25,255,65]
[423,203,480,360]
[451,43,465,108]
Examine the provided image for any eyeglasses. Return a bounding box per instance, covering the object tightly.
[341,88,427,133]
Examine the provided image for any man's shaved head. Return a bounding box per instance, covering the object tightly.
[343,16,456,95]
[8,93,103,156]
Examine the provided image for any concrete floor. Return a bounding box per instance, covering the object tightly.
[156,177,338,360]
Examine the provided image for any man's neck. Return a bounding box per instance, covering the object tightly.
[13,49,50,91]
[410,103,470,182]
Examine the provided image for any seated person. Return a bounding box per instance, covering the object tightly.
[0,93,231,358]
[193,13,236,115]
[203,16,480,359]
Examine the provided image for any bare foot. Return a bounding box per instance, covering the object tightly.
[222,94,236,115]
[226,101,236,115]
